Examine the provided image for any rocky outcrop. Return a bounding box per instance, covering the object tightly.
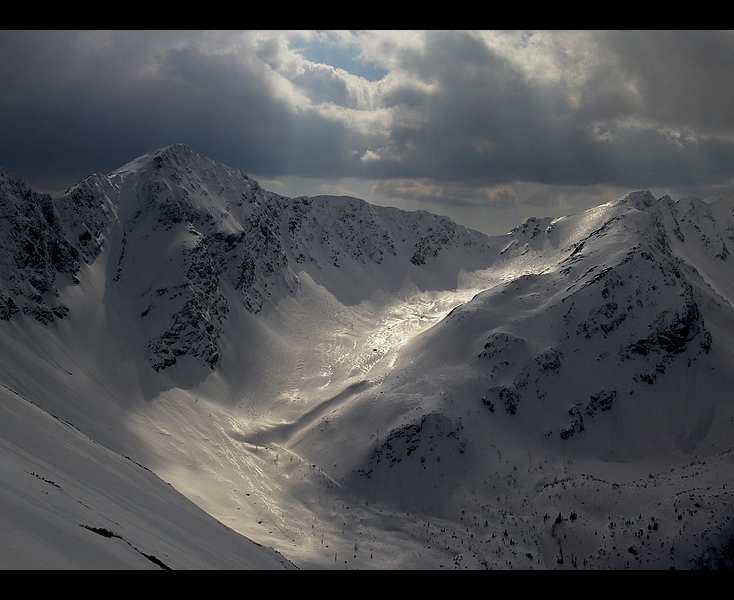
[0,169,82,323]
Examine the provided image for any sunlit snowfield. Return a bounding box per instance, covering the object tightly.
[128,269,493,569]
[127,255,734,570]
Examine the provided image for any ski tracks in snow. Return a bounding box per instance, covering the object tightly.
[242,284,485,452]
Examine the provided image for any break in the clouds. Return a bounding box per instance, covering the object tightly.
[2,29,734,235]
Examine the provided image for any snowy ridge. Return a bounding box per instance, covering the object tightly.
[279,190,731,479]
[32,144,500,372]
[1,147,733,569]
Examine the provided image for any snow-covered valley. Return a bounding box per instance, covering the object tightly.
[1,145,733,569]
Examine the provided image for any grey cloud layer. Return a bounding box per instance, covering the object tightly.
[2,30,733,203]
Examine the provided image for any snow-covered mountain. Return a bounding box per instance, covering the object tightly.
[1,145,732,569]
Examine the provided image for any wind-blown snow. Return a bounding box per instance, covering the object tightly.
[1,146,733,569]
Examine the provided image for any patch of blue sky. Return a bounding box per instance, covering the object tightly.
[300,40,388,82]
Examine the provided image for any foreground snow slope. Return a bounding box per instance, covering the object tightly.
[0,383,293,569]
[1,146,733,569]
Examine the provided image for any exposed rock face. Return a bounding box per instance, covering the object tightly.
[145,236,229,371]
[385,190,728,452]
[54,173,116,263]
[0,145,498,371]
[0,169,81,323]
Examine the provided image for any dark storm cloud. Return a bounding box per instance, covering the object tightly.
[586,127,734,188]
[2,29,734,231]
[373,177,520,211]
[0,31,189,173]
[359,30,734,191]
[0,30,331,187]
[597,30,734,134]
[356,31,603,183]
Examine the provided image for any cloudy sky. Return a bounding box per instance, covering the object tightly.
[2,30,734,235]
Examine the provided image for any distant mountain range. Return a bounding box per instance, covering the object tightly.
[1,144,732,569]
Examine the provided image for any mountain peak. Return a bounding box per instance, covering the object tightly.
[111,143,207,182]
[150,143,197,167]
[614,189,657,210]
[157,142,194,155]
